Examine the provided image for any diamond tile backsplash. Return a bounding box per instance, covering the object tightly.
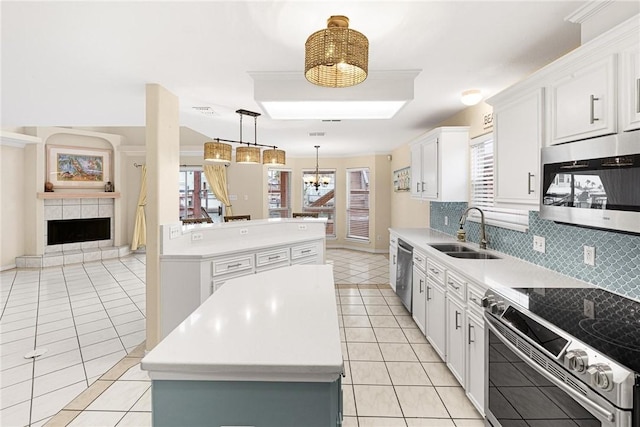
[430,202,640,302]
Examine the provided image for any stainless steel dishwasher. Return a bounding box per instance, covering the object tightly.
[395,239,413,312]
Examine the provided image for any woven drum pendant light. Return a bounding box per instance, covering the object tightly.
[236,146,261,164]
[204,140,232,163]
[305,15,369,88]
[262,148,286,165]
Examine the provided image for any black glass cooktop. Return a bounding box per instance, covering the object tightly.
[509,287,640,374]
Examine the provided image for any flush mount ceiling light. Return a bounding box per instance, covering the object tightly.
[250,70,420,120]
[203,109,286,165]
[305,15,369,88]
[461,89,483,106]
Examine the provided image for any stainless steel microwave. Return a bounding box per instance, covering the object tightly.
[540,132,640,234]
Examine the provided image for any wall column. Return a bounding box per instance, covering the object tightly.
[145,84,180,349]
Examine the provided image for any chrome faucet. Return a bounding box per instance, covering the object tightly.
[458,207,488,250]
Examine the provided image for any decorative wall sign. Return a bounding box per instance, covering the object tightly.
[47,145,112,188]
[393,167,410,192]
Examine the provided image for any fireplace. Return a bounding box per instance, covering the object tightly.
[48,218,111,245]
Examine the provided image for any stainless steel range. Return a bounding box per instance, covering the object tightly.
[483,286,640,427]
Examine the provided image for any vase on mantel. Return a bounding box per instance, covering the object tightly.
[44,182,54,192]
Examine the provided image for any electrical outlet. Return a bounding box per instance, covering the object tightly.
[169,225,180,239]
[444,216,449,226]
[298,224,307,230]
[191,232,203,241]
[533,235,546,253]
[584,299,595,319]
[240,228,249,235]
[584,246,596,266]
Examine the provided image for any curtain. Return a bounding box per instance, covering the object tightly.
[204,164,233,216]
[131,165,147,251]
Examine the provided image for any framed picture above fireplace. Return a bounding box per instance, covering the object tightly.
[47,145,112,188]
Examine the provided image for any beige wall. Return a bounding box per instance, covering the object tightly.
[1,145,26,268]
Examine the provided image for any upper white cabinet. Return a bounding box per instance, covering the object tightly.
[549,54,617,145]
[621,44,640,131]
[493,88,544,208]
[410,127,469,202]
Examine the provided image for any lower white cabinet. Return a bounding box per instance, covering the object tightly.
[465,311,485,416]
[425,278,447,360]
[446,296,466,386]
[412,265,426,334]
[389,236,398,291]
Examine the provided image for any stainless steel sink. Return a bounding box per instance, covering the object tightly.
[429,244,475,253]
[429,243,501,260]
[446,252,501,260]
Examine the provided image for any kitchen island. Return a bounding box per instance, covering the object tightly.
[141,264,343,427]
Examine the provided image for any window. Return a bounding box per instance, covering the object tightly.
[469,134,528,231]
[268,169,291,218]
[179,168,223,223]
[302,169,336,237]
[346,168,370,240]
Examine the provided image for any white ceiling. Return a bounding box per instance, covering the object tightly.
[1,1,583,157]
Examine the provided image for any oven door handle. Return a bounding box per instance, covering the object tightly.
[485,318,615,423]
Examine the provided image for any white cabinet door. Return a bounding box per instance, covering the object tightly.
[621,45,640,131]
[412,266,427,334]
[446,296,465,386]
[426,278,446,360]
[465,312,485,415]
[410,143,423,198]
[549,54,616,144]
[420,136,439,199]
[494,88,543,207]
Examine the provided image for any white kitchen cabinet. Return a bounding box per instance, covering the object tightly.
[446,295,465,386]
[409,127,469,202]
[389,234,398,291]
[493,88,544,208]
[549,54,617,145]
[465,311,485,416]
[426,277,447,360]
[412,265,426,334]
[621,44,640,131]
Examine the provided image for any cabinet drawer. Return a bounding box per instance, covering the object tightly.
[413,250,427,271]
[291,243,319,260]
[211,255,254,277]
[466,283,485,316]
[256,248,290,268]
[446,271,466,302]
[426,259,445,284]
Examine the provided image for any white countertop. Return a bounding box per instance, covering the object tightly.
[390,227,593,292]
[141,264,343,383]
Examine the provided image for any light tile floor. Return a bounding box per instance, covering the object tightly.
[2,249,484,427]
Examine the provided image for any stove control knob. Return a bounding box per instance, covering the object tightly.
[587,364,614,391]
[490,301,505,315]
[482,295,495,308]
[565,350,589,373]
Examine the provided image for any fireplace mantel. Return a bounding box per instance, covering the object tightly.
[37,192,121,199]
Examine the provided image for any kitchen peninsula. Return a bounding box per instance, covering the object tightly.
[159,218,327,338]
[142,265,343,427]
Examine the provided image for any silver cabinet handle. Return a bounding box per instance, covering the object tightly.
[415,257,423,263]
[447,280,460,290]
[419,279,424,293]
[455,311,461,330]
[426,286,431,301]
[301,249,311,254]
[421,182,425,192]
[416,182,421,193]
[392,254,396,265]
[590,94,600,124]
[228,263,241,268]
[527,172,535,195]
[468,323,474,344]
[268,255,280,261]
[429,268,440,275]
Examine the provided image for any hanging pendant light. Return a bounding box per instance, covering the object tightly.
[204,139,232,163]
[236,146,261,164]
[305,15,369,88]
[303,145,326,191]
[262,148,286,165]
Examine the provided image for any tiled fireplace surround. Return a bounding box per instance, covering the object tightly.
[15,197,129,268]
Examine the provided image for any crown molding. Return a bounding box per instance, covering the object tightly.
[1,131,41,148]
[565,0,613,24]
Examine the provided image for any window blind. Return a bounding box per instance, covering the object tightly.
[469,135,529,230]
[347,168,370,240]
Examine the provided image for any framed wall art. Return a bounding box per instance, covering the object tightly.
[47,145,112,188]
[393,167,410,192]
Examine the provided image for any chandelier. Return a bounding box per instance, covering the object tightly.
[203,109,286,165]
[305,15,369,88]
[304,145,331,191]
